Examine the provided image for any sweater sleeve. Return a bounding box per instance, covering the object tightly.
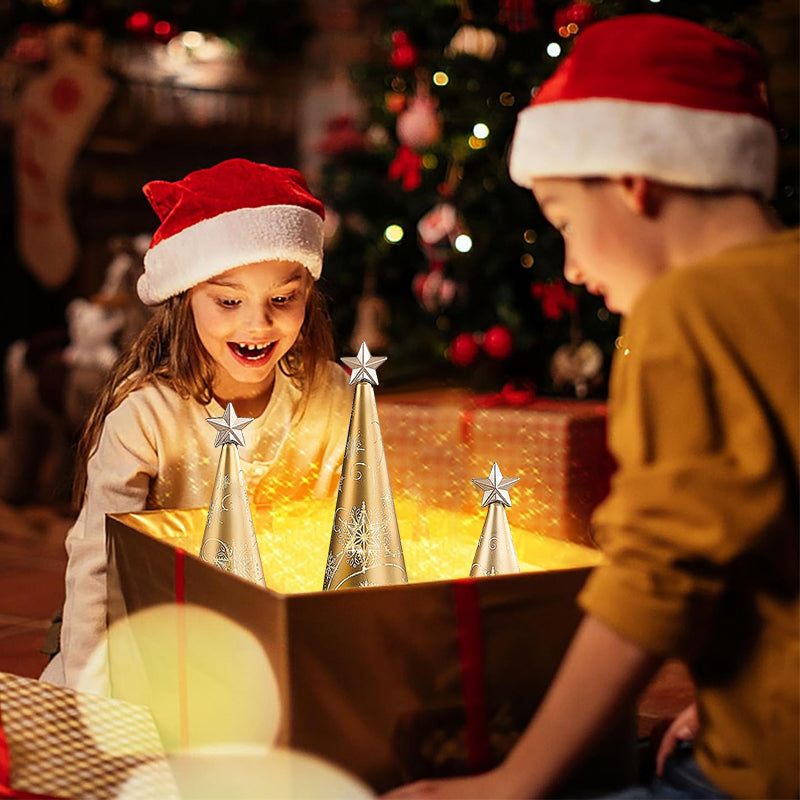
[578,285,789,658]
[58,397,158,694]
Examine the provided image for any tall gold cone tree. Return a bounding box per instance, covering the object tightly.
[469,462,521,577]
[323,342,408,590]
[199,403,266,587]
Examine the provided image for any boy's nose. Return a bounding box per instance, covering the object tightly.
[563,258,584,287]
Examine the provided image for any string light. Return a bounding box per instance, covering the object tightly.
[523,229,537,244]
[546,42,562,58]
[384,224,404,243]
[520,254,534,268]
[468,136,488,150]
[432,71,449,86]
[499,92,515,107]
[472,122,490,139]
[454,234,473,253]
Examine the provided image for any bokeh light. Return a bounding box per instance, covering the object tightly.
[384,224,404,243]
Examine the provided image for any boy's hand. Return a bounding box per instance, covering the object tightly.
[381,768,518,800]
[655,702,698,776]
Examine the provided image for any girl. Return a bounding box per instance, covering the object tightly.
[40,158,353,695]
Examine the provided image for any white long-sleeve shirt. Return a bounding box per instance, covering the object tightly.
[41,361,352,695]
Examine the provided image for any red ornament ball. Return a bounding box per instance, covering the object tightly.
[448,333,480,367]
[391,42,419,70]
[482,324,513,360]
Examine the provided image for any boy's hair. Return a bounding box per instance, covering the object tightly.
[71,281,334,505]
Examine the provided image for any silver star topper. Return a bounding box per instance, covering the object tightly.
[341,341,388,386]
[206,402,254,447]
[472,462,520,508]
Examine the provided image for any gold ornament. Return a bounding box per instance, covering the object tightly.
[199,403,266,587]
[469,463,521,576]
[323,343,408,590]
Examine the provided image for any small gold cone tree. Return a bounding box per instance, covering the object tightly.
[323,342,408,590]
[199,403,266,587]
[469,462,521,577]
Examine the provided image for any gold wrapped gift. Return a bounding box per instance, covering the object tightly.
[106,501,634,795]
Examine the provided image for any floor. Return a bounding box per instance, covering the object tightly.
[0,501,73,680]
[0,496,694,746]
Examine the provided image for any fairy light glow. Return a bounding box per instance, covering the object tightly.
[472,123,490,139]
[454,234,473,253]
[546,42,562,58]
[433,71,449,86]
[384,224,404,244]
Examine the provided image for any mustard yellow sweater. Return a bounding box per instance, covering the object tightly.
[580,228,799,799]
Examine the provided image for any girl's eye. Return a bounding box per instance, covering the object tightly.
[216,297,241,308]
[272,293,297,306]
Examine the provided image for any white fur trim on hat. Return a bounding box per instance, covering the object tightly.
[138,204,324,305]
[509,98,778,200]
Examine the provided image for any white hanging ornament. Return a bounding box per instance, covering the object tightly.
[551,340,604,398]
[349,293,391,353]
[417,202,468,260]
[445,25,504,60]
[396,93,442,151]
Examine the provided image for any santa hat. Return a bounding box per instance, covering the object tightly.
[138,159,325,305]
[509,14,778,200]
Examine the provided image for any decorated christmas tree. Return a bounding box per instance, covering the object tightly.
[317,0,796,397]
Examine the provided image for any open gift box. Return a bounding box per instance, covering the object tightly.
[106,499,636,795]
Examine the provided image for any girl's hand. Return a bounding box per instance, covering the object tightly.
[655,702,699,776]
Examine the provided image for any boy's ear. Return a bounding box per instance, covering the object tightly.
[618,176,657,217]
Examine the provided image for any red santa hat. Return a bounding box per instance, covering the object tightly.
[138,158,325,305]
[509,14,778,200]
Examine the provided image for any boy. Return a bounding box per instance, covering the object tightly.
[385,13,798,800]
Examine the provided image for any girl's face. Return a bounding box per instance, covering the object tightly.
[532,177,666,315]
[190,260,309,401]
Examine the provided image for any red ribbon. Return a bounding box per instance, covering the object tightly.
[471,382,537,409]
[388,145,422,191]
[174,548,189,749]
[453,578,490,773]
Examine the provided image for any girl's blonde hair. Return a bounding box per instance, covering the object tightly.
[72,281,334,505]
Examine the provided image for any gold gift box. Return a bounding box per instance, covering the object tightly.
[106,500,635,794]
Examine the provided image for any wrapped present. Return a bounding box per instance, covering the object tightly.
[0,671,178,800]
[378,392,614,546]
[106,503,636,795]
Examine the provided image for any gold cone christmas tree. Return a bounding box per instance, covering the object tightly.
[323,342,408,590]
[199,403,266,587]
[469,462,521,577]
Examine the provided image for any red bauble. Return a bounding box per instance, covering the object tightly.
[390,31,419,70]
[565,1,595,25]
[482,325,513,360]
[448,333,480,367]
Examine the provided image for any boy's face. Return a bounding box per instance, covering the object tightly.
[532,177,666,315]
[189,259,309,398]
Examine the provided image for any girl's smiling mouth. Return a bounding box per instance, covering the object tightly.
[227,341,277,365]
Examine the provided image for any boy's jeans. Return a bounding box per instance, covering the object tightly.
[599,743,730,799]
